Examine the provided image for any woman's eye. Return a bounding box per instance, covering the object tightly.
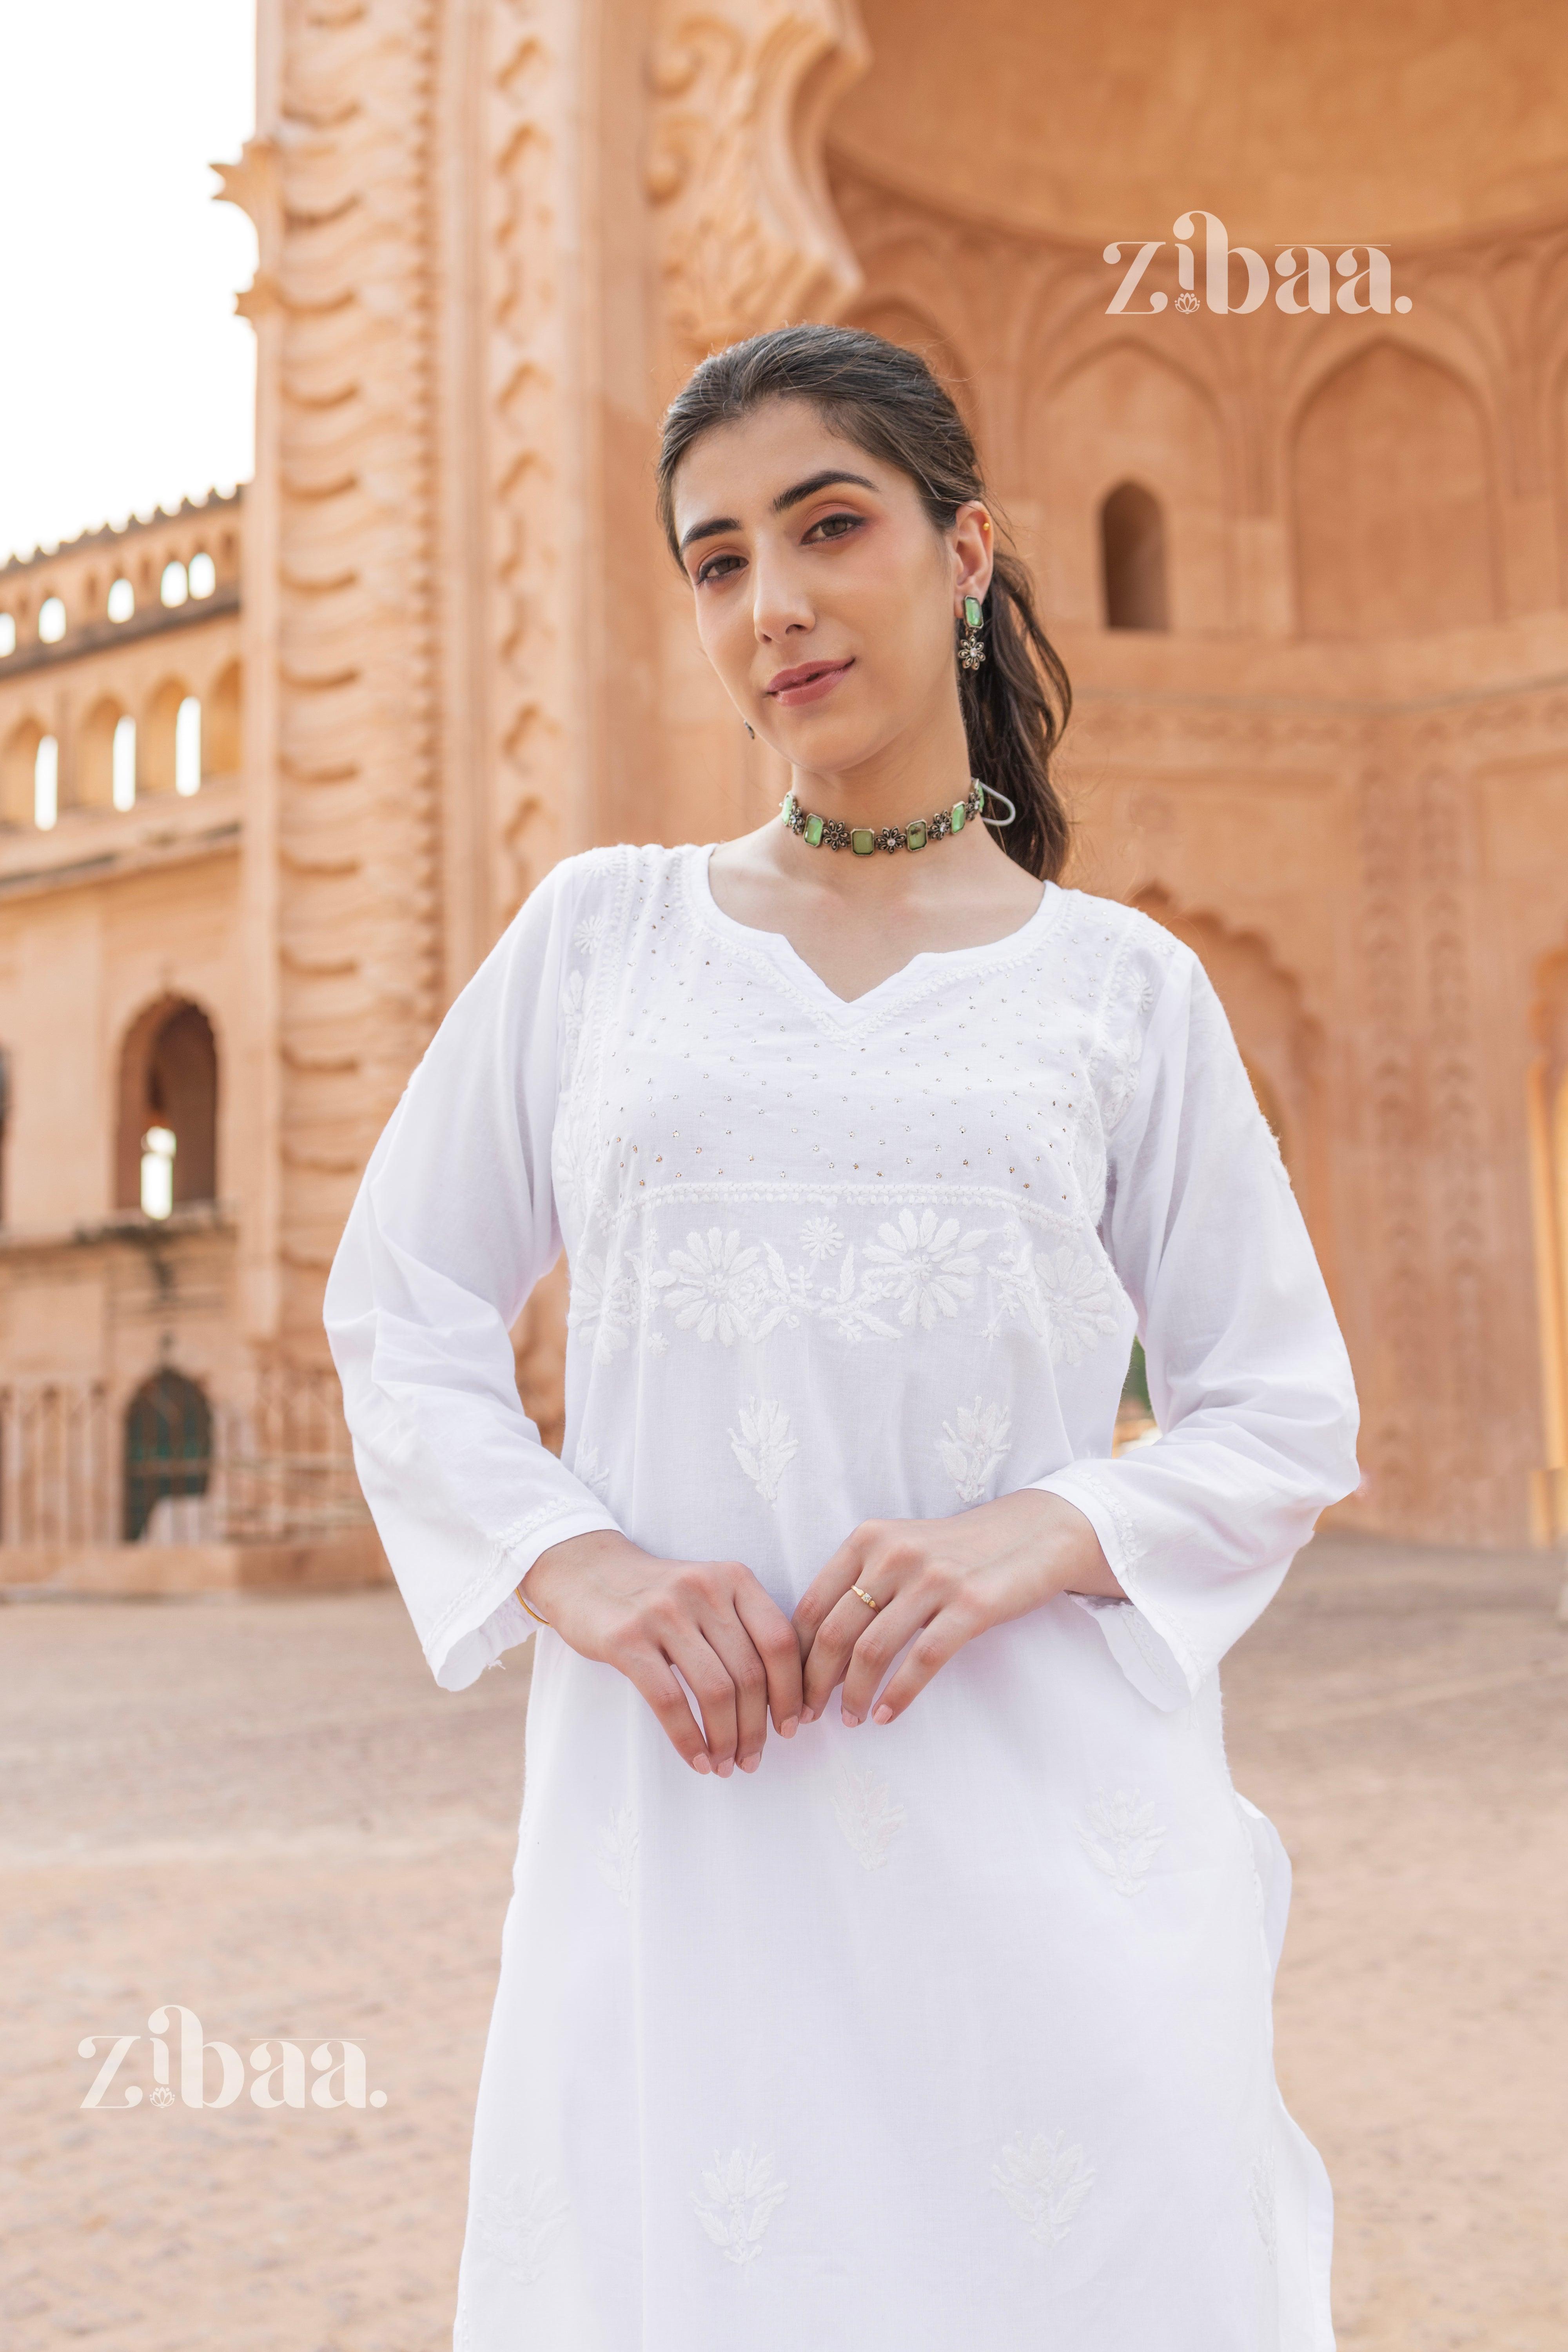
[806,512,862,542]
[695,552,742,586]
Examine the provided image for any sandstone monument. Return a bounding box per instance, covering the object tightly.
[3,0,1567,1582]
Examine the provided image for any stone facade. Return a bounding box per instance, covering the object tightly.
[4,0,1568,1564]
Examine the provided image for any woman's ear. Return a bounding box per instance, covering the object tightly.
[952,499,995,611]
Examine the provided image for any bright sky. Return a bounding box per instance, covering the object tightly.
[0,1,257,564]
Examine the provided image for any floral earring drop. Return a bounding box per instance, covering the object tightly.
[958,594,986,671]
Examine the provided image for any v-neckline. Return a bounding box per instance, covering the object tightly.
[683,840,1061,1023]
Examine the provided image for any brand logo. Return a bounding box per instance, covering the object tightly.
[77,2005,387,2109]
[1105,211,1411,316]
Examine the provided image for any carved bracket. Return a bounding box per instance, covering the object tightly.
[646,0,870,369]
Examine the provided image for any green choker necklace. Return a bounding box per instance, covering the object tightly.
[781,777,987,855]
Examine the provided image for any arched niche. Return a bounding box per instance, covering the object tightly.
[123,1368,212,1541]
[0,716,44,828]
[1027,343,1227,629]
[1292,342,1497,637]
[142,675,195,796]
[115,997,219,1211]
[78,697,127,811]
[1100,481,1169,630]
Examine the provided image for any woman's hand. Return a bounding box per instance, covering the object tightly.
[792,1490,1123,1728]
[519,1530,804,1777]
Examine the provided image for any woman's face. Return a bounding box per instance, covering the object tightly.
[670,396,993,776]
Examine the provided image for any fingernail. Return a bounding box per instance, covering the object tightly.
[799,1706,815,1725]
[873,1704,892,1724]
[780,1716,799,1738]
[692,1752,712,1775]
[842,1710,861,1729]
[715,1756,735,1777]
[739,1752,760,1773]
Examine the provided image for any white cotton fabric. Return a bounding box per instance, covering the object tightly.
[325,839,1359,2352]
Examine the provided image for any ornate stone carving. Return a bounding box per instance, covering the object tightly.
[646,1,870,372]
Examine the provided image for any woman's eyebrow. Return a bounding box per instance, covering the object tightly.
[678,470,879,554]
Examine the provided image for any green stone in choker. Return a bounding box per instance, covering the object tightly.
[777,778,987,856]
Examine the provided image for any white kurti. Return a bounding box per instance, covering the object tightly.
[325,838,1360,2352]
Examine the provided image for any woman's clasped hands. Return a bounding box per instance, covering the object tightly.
[518,1489,1121,1776]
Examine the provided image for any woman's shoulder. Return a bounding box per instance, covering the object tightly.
[1045,881,1197,1002]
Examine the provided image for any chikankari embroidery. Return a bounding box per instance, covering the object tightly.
[693,2147,789,2265]
[1079,1788,1167,1896]
[727,1396,799,1504]
[991,2130,1096,2247]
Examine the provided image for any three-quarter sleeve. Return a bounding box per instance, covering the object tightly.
[1029,937,1360,1710]
[324,853,621,1692]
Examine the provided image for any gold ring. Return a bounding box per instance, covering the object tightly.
[850,1583,880,1612]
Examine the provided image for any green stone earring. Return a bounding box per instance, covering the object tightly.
[958,594,986,671]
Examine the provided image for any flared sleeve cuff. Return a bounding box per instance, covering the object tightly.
[424,1496,623,1693]
[1027,1461,1198,1711]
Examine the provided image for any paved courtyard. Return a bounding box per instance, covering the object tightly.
[2,1532,1564,2350]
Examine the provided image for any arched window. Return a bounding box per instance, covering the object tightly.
[1100,481,1170,631]
[123,1369,211,1541]
[174,696,201,795]
[34,735,58,830]
[1,719,43,827]
[160,560,189,609]
[107,577,135,624]
[37,595,66,644]
[142,678,194,795]
[115,998,219,1211]
[188,552,216,599]
[114,716,137,809]
[79,699,125,809]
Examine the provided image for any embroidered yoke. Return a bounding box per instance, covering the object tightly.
[326,839,1359,2352]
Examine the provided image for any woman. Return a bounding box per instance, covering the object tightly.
[325,324,1359,2350]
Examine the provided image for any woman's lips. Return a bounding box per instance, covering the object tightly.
[766,659,853,708]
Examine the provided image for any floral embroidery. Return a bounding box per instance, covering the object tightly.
[831,1762,906,1871]
[799,1214,844,1261]
[938,1395,1012,1504]
[692,2146,788,2265]
[991,2130,1096,2246]
[860,1207,988,1330]
[652,1228,764,1345]
[572,912,607,956]
[986,1233,1122,1365]
[470,2171,569,2285]
[593,1802,639,1909]
[727,1397,798,1504]
[1079,1788,1167,1895]
[1249,2150,1278,2266]
[569,1242,658,1363]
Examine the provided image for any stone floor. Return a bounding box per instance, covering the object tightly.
[2,1533,1564,2350]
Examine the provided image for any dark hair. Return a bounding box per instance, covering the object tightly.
[656,323,1072,881]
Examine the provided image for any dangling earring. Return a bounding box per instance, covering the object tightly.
[958,593,986,671]
[742,720,756,739]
